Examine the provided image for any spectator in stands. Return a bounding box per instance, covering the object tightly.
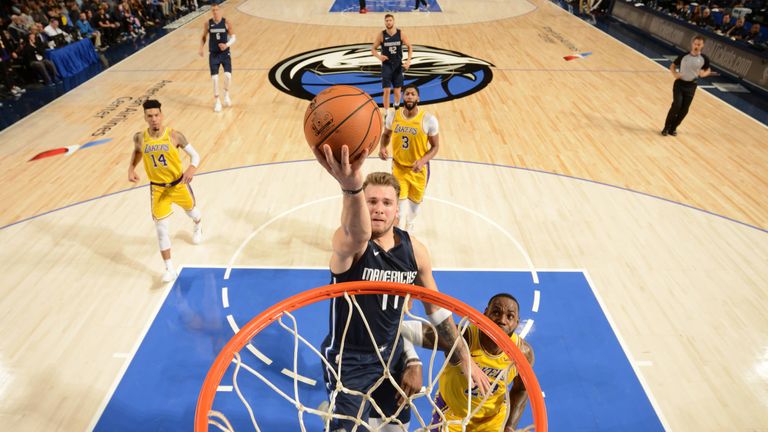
[76,11,104,50]
[672,0,691,19]
[19,6,36,30]
[32,23,50,47]
[57,3,75,32]
[0,37,26,98]
[29,4,48,25]
[716,13,732,33]
[44,18,73,47]
[695,7,716,28]
[130,0,155,27]
[95,5,120,44]
[8,15,31,40]
[726,17,748,39]
[21,31,61,85]
[742,23,764,43]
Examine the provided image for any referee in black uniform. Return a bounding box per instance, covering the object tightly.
[662,36,716,136]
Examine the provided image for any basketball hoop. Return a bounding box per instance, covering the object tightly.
[195,281,547,431]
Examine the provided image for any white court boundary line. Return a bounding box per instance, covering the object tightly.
[86,272,181,431]
[582,270,672,431]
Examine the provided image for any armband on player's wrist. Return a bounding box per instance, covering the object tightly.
[427,308,452,325]
[402,334,419,362]
[342,185,364,195]
[225,34,236,47]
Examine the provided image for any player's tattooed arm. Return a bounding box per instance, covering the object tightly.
[173,130,190,148]
[412,238,490,393]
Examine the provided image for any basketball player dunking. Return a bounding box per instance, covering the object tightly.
[371,14,412,112]
[198,3,236,112]
[379,85,439,232]
[128,99,203,282]
[401,294,535,432]
[312,144,490,431]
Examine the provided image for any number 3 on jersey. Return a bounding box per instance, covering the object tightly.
[401,135,410,150]
[150,154,168,168]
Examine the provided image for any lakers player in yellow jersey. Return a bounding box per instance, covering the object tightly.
[400,294,535,432]
[378,86,439,232]
[128,99,203,282]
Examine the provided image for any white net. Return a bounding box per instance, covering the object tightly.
[202,290,535,432]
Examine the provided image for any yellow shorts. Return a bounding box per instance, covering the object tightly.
[431,393,507,432]
[393,160,430,203]
[150,182,196,220]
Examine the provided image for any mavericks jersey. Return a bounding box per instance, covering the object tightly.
[142,128,183,184]
[389,109,434,168]
[208,18,229,53]
[382,29,402,65]
[438,324,522,419]
[323,227,418,354]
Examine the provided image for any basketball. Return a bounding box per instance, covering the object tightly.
[303,85,382,163]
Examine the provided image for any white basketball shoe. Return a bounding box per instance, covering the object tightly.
[162,267,177,283]
[192,222,203,245]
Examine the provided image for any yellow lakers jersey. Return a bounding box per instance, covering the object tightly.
[391,109,430,167]
[438,324,521,419]
[142,128,183,184]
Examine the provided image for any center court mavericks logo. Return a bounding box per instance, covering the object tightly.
[269,43,494,105]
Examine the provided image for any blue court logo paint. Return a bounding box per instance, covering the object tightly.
[269,43,494,106]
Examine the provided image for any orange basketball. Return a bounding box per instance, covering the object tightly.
[304,85,382,163]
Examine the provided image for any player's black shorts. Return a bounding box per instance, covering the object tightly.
[322,347,410,431]
[381,61,404,89]
[209,50,232,75]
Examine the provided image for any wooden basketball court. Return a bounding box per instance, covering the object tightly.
[0,0,766,430]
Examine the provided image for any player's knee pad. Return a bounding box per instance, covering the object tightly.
[155,218,171,250]
[185,207,201,222]
[224,71,232,85]
[212,74,219,93]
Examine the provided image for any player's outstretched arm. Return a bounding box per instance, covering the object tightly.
[312,144,371,273]
[505,340,535,432]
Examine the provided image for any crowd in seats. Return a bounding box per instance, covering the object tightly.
[654,0,767,50]
[0,0,204,102]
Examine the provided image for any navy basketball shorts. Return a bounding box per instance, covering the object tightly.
[322,349,410,431]
[381,62,404,89]
[209,51,232,75]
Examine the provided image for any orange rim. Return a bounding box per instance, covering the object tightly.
[195,281,548,432]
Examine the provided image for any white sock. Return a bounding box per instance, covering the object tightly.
[212,74,219,98]
[224,72,231,93]
[398,199,409,230]
[408,200,420,225]
[164,259,174,271]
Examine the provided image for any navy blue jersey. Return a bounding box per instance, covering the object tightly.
[323,227,418,354]
[381,29,403,65]
[208,18,228,53]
